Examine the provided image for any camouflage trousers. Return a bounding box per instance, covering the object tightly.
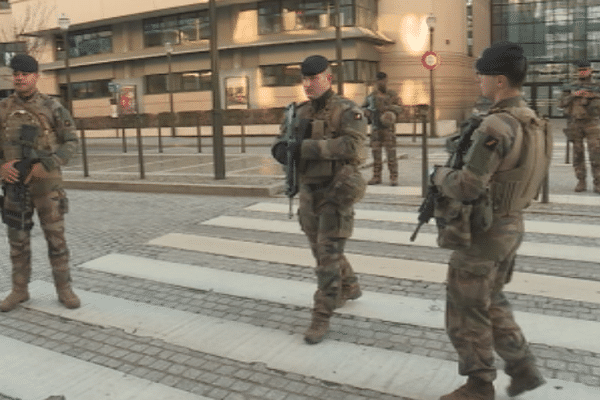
[5,189,71,282]
[370,128,398,180]
[565,120,600,185]
[298,185,357,316]
[445,250,535,383]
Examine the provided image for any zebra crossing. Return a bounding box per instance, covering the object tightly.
[1,195,600,400]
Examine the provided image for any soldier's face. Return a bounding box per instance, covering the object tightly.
[302,71,332,100]
[377,78,387,91]
[12,71,39,96]
[478,73,497,99]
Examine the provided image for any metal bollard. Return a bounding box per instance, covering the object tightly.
[157,123,163,153]
[421,113,428,197]
[121,128,127,153]
[240,123,246,153]
[135,116,145,179]
[196,114,202,153]
[80,129,89,177]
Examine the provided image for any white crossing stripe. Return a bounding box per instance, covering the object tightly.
[149,234,600,305]
[201,215,600,263]
[0,333,208,400]
[17,280,600,400]
[247,202,600,238]
[81,254,600,354]
[364,185,600,206]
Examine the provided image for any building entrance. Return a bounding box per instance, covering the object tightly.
[524,83,565,119]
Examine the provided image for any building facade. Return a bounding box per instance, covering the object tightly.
[492,0,600,118]
[4,0,490,122]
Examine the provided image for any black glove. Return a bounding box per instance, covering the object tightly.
[271,142,288,165]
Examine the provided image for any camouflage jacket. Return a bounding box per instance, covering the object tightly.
[432,96,549,261]
[0,91,78,194]
[361,88,402,130]
[274,89,367,185]
[559,80,600,120]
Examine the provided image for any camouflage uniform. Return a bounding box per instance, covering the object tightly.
[432,97,551,390]
[272,89,367,343]
[362,88,402,185]
[0,91,80,311]
[558,82,600,193]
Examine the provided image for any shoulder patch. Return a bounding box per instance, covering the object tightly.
[354,112,362,120]
[483,135,499,151]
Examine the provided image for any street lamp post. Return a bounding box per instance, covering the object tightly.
[165,41,176,137]
[426,13,437,138]
[58,13,72,115]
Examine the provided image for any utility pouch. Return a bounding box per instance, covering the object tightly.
[58,190,69,214]
[434,196,473,250]
[470,189,493,234]
[1,185,34,231]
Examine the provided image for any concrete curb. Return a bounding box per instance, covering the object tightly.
[63,179,284,197]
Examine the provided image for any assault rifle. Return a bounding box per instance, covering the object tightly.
[409,115,483,241]
[2,125,40,230]
[282,104,311,218]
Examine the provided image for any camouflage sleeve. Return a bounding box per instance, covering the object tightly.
[558,91,574,109]
[391,90,401,106]
[41,101,79,171]
[300,105,367,161]
[432,114,515,202]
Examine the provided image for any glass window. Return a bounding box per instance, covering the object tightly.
[0,42,26,67]
[146,71,212,94]
[61,80,111,99]
[260,64,302,86]
[144,11,209,48]
[258,0,369,34]
[66,26,112,58]
[146,75,167,94]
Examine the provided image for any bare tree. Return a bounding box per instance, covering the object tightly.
[0,1,56,56]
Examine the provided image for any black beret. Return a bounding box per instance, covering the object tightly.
[10,54,38,73]
[376,72,387,80]
[576,60,591,69]
[301,55,328,76]
[475,42,526,76]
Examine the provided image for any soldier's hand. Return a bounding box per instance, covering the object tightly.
[1,160,20,183]
[24,163,50,184]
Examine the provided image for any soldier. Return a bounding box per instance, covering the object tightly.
[558,60,600,193]
[0,54,80,311]
[431,43,550,399]
[362,72,403,186]
[271,55,367,344]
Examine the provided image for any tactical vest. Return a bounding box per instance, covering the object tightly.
[489,107,553,214]
[1,96,56,161]
[297,95,366,182]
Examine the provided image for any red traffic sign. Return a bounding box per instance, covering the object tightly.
[422,51,440,70]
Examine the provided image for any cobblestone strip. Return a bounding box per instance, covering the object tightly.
[73,268,600,387]
[0,308,411,400]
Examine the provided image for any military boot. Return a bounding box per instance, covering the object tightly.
[506,364,546,397]
[574,180,587,192]
[439,377,495,400]
[304,311,330,344]
[368,175,381,185]
[52,268,80,309]
[337,282,362,308]
[1,265,31,312]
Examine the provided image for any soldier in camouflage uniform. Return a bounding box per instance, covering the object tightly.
[0,54,80,311]
[558,60,600,193]
[361,72,403,186]
[271,55,367,344]
[431,43,550,399]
